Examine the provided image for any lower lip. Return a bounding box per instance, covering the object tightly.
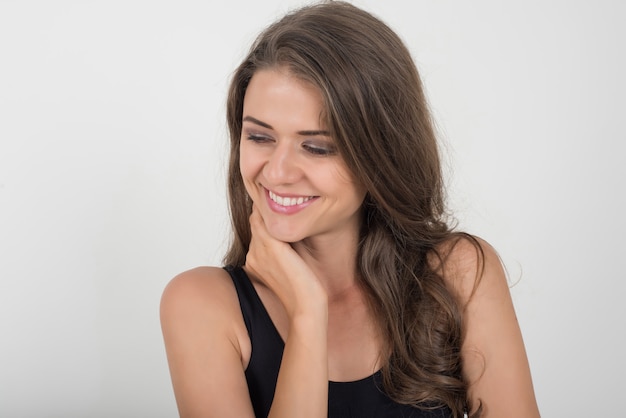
[265,189,318,215]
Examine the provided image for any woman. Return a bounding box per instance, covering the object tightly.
[160,2,540,417]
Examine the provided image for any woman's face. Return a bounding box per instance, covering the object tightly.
[239,68,366,244]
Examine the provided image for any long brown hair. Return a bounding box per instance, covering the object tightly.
[224,2,480,416]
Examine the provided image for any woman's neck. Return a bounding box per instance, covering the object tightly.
[292,230,360,299]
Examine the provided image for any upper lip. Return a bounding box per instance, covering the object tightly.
[264,187,316,198]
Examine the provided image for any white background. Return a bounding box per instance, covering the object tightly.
[1,1,624,417]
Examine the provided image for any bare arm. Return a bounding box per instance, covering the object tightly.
[160,267,255,418]
[443,238,540,417]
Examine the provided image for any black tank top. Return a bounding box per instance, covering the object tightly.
[225,266,453,418]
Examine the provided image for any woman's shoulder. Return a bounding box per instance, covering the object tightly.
[160,266,249,351]
[161,266,237,312]
[433,233,506,305]
[162,266,233,297]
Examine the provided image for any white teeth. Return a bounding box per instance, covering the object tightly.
[269,190,313,207]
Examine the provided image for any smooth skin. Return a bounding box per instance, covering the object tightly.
[160,68,540,417]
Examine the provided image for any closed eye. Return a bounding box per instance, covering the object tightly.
[246,133,273,143]
[302,143,336,156]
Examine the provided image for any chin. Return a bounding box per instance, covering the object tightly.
[262,217,311,243]
[265,227,306,244]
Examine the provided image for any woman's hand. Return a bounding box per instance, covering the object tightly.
[245,205,327,319]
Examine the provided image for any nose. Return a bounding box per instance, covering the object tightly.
[263,142,302,185]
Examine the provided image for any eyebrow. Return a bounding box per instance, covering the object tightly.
[243,116,331,136]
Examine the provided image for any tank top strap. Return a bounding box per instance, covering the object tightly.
[223,265,284,418]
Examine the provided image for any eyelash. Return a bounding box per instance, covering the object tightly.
[245,134,336,156]
[303,144,335,156]
[246,133,271,143]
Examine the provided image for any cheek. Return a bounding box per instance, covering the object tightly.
[239,142,255,179]
[239,146,262,198]
[349,185,367,210]
[329,165,366,201]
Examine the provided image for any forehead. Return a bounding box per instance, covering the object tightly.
[243,68,327,129]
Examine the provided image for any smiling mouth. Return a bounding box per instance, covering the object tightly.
[268,190,316,207]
